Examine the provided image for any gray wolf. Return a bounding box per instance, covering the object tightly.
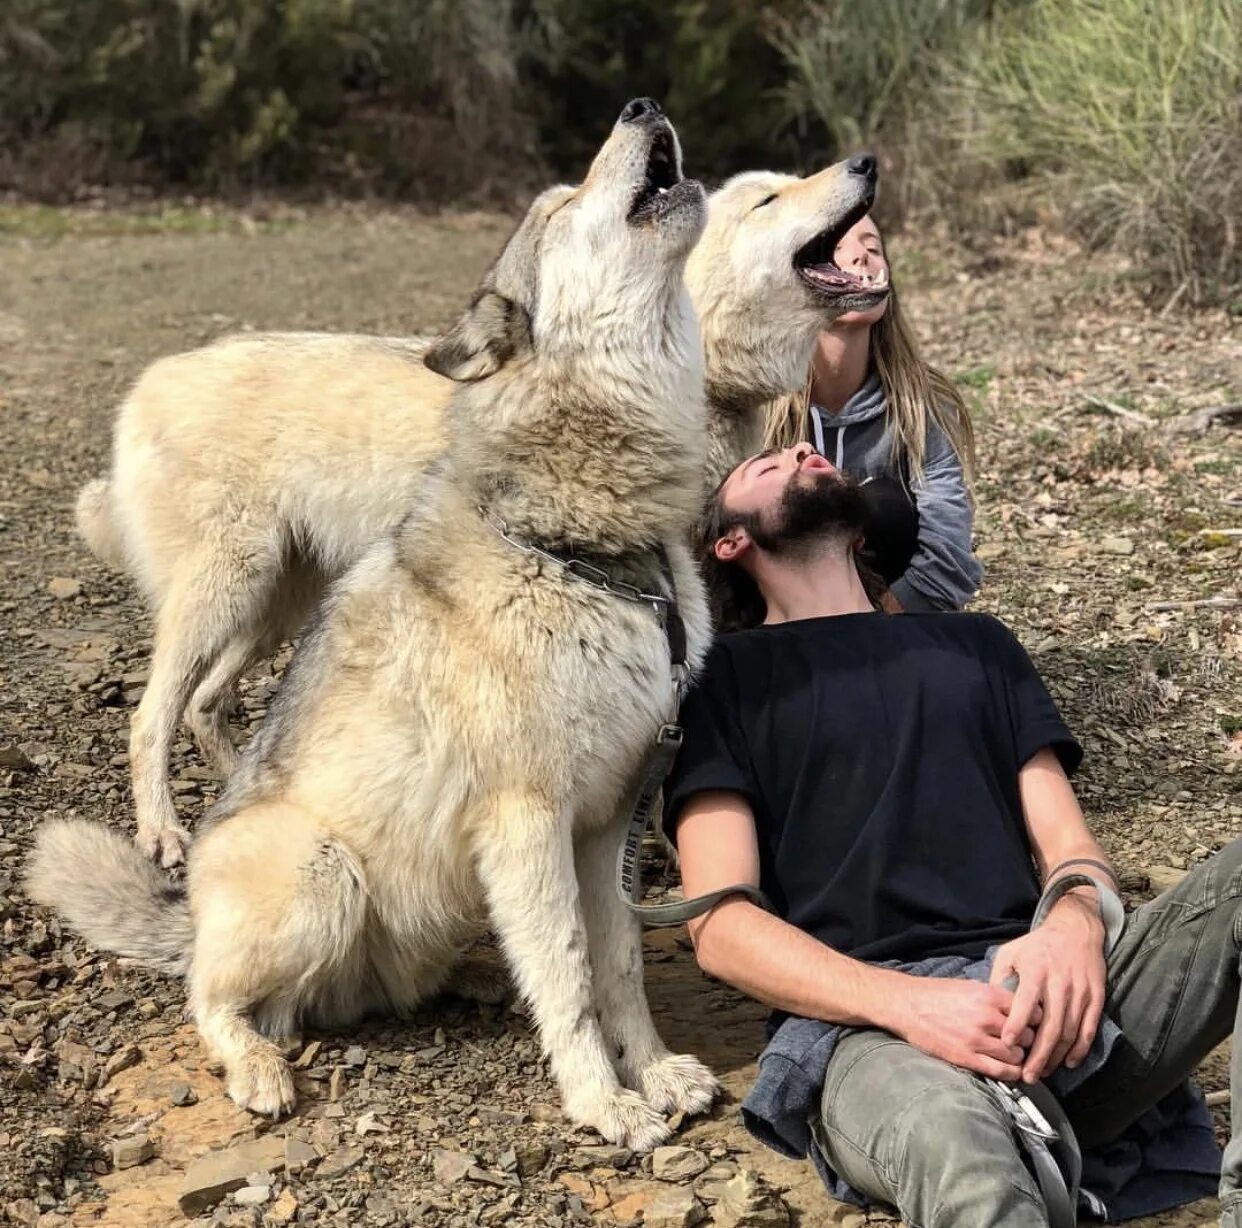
[31,99,718,1149]
[662,443,1228,1225]
[74,148,880,867]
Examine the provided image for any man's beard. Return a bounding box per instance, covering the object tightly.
[748,471,867,555]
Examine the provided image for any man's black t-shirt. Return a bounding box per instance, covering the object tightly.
[663,612,1082,966]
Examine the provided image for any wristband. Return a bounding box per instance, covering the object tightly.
[1045,857,1117,887]
[1032,872,1126,954]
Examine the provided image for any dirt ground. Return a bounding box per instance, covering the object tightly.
[0,202,1239,1228]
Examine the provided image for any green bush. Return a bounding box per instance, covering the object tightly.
[1,0,1237,300]
[941,0,1242,301]
[517,0,808,183]
[0,0,532,197]
[768,0,1000,190]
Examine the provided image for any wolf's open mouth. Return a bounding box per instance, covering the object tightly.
[628,126,687,223]
[793,196,889,298]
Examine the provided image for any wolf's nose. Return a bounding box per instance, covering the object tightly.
[620,97,663,124]
[847,152,878,182]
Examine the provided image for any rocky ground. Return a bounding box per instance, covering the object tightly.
[0,201,1239,1228]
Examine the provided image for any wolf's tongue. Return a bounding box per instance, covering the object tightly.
[805,263,863,286]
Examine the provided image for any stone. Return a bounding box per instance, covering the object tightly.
[293,1040,322,1070]
[233,1186,271,1207]
[170,1082,197,1106]
[644,1186,705,1228]
[283,1136,318,1173]
[0,745,35,772]
[513,1141,548,1177]
[570,1143,632,1170]
[466,1166,517,1189]
[317,1145,364,1180]
[355,1111,387,1136]
[557,1173,611,1212]
[264,1189,298,1226]
[1147,864,1187,894]
[693,1161,739,1203]
[47,578,82,600]
[5,1199,40,1226]
[328,1066,345,1101]
[343,1045,366,1068]
[103,1043,141,1081]
[1101,536,1135,556]
[711,1171,790,1228]
[178,1135,286,1215]
[432,1148,476,1185]
[652,1145,709,1182]
[111,1133,154,1170]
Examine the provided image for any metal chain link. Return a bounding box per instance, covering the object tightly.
[478,507,673,614]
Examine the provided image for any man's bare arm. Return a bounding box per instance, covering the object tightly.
[677,790,1032,1080]
[990,747,1112,1080]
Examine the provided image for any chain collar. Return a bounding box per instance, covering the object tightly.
[478,505,689,694]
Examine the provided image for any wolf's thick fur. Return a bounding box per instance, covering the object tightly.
[32,106,718,1149]
[76,150,878,867]
[26,819,191,974]
[686,165,887,483]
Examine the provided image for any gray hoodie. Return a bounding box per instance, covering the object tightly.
[809,373,982,611]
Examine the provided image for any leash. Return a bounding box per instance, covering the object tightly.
[615,548,775,927]
[477,506,770,926]
[984,872,1126,1228]
[615,722,774,927]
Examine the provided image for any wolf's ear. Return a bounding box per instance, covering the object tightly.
[424,291,532,383]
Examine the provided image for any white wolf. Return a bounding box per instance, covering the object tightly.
[74,136,883,868]
[31,99,718,1149]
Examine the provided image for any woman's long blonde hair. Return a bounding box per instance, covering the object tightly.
[760,284,976,486]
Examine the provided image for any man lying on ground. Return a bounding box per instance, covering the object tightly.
[665,442,1234,1227]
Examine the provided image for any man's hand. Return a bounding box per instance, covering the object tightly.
[889,978,1039,1081]
[989,892,1106,1083]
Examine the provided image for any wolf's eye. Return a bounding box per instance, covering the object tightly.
[753,193,778,210]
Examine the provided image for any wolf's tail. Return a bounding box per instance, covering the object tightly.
[74,477,125,568]
[26,820,191,975]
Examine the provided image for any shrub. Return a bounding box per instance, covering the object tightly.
[941,0,1242,301]
[0,0,534,198]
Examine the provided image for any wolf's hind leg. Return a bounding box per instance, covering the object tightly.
[184,626,264,776]
[189,804,369,1117]
[131,542,280,867]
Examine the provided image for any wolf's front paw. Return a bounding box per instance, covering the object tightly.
[227,1050,295,1119]
[136,820,191,870]
[565,1086,670,1152]
[637,1052,719,1117]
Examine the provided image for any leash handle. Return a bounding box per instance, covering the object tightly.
[616,724,774,928]
[1033,872,1126,954]
[980,873,1125,1226]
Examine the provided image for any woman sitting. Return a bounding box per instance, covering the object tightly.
[764,214,980,611]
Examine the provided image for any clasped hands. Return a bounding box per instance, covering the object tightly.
[893,893,1107,1084]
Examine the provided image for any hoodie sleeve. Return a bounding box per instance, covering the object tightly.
[888,417,983,611]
